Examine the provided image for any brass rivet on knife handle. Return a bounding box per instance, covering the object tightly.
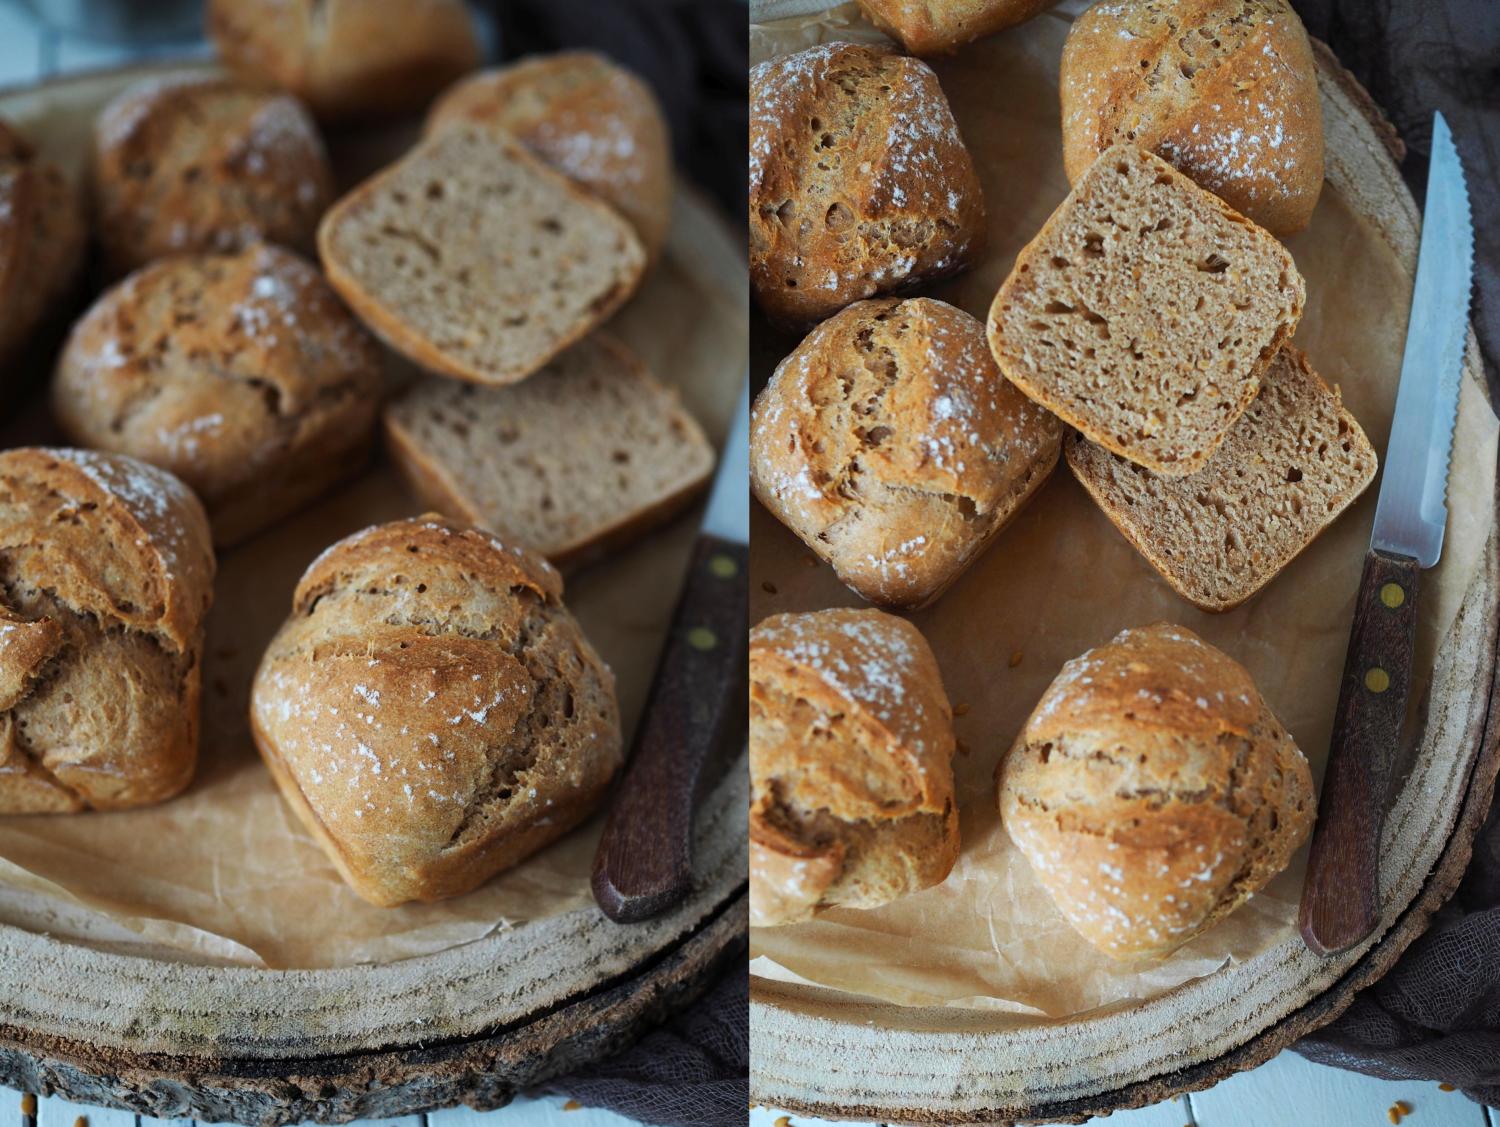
[1299,548,1422,956]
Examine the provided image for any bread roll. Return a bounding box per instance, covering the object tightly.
[750,42,985,328]
[208,0,480,121]
[250,514,622,907]
[998,623,1313,960]
[426,51,673,264]
[92,74,333,277]
[752,297,1062,609]
[0,117,85,368]
[1060,0,1323,236]
[52,243,384,548]
[0,449,214,813]
[857,0,1059,55]
[751,608,959,927]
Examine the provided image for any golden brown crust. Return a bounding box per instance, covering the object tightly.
[250,513,621,907]
[426,51,673,265]
[208,0,479,121]
[749,42,986,328]
[856,0,1060,54]
[0,448,214,814]
[1060,0,1324,236]
[751,297,1063,609]
[750,608,959,927]
[52,244,384,547]
[92,74,333,278]
[997,622,1314,960]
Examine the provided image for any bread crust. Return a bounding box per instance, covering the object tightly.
[52,244,385,548]
[92,74,333,278]
[208,0,479,121]
[857,0,1059,54]
[426,51,673,265]
[752,297,1062,609]
[317,125,646,389]
[249,514,622,907]
[1060,0,1324,236]
[750,42,986,328]
[750,608,959,927]
[987,143,1305,477]
[381,333,714,571]
[1067,344,1378,612]
[997,622,1313,960]
[0,448,214,814]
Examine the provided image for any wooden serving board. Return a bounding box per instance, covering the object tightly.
[748,9,1500,1125]
[0,64,749,1123]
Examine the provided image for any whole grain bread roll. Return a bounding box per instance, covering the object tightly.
[426,51,673,264]
[92,74,333,278]
[0,117,85,369]
[250,514,622,907]
[750,42,985,328]
[752,297,1062,609]
[751,608,959,927]
[208,0,480,122]
[998,622,1313,960]
[0,448,214,814]
[857,0,1060,55]
[1060,0,1324,236]
[52,243,385,548]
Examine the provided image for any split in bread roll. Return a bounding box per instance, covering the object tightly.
[998,622,1313,960]
[0,448,215,813]
[250,514,622,907]
[751,607,960,927]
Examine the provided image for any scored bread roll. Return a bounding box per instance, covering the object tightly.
[750,42,985,328]
[998,623,1313,960]
[857,0,1059,55]
[426,51,673,265]
[208,0,480,121]
[250,514,622,907]
[752,297,1062,609]
[0,448,214,814]
[1060,0,1324,236]
[751,608,960,927]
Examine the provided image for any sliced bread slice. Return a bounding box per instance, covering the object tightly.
[1067,344,1377,612]
[319,123,646,387]
[988,143,1304,477]
[383,332,715,568]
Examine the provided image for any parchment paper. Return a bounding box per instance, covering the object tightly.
[0,66,747,970]
[748,2,1500,1020]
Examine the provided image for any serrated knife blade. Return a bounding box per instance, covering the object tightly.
[1369,111,1474,568]
[1300,111,1475,957]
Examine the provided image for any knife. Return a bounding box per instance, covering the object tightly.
[1299,112,1474,957]
[592,382,750,923]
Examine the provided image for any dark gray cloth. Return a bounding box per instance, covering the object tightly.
[1289,0,1500,1106]
[480,3,750,1124]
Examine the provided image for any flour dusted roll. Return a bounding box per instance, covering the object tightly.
[751,608,959,927]
[998,623,1314,960]
[250,514,622,907]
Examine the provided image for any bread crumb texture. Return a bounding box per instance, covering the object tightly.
[998,622,1313,960]
[250,515,621,906]
[53,244,384,545]
[1061,0,1323,235]
[750,607,959,927]
[93,74,333,277]
[319,124,645,387]
[752,297,1062,608]
[1069,344,1377,610]
[750,42,985,327]
[385,333,713,566]
[988,143,1304,476]
[0,448,214,813]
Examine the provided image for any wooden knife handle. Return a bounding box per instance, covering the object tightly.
[591,534,749,924]
[1299,548,1421,956]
